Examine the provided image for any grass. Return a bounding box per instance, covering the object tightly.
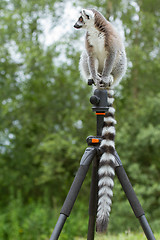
[75,232,160,240]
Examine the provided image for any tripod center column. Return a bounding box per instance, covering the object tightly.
[96,112,106,137]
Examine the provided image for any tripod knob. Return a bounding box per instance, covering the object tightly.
[90,95,100,105]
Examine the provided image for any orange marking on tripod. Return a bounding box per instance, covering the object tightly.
[96,113,106,115]
[92,138,100,143]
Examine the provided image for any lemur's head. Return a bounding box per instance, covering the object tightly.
[74,9,94,29]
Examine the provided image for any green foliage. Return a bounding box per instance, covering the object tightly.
[0,199,55,240]
[0,194,89,240]
[0,0,160,238]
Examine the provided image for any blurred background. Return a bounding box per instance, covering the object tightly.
[0,0,160,239]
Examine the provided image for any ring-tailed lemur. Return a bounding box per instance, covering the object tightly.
[74,9,127,232]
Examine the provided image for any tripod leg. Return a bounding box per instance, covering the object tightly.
[50,214,66,240]
[87,157,99,240]
[50,147,97,240]
[115,163,156,240]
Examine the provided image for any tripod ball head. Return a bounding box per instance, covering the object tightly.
[90,89,109,112]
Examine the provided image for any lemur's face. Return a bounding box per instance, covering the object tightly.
[74,9,94,29]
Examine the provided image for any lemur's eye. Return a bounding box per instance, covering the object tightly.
[86,15,89,19]
[79,16,83,22]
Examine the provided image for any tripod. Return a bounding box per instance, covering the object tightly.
[50,88,156,240]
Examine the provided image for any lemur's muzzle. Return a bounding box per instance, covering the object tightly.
[74,23,82,29]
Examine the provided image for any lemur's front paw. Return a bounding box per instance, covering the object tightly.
[93,75,102,89]
[100,75,114,88]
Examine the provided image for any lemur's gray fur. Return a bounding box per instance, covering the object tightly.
[74,8,127,232]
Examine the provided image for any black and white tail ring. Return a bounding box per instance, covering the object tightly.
[96,89,117,233]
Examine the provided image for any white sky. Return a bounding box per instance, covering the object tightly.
[39,2,81,46]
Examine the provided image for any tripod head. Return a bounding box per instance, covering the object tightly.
[88,79,109,112]
[90,89,109,112]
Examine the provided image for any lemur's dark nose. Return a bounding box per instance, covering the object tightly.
[74,23,82,29]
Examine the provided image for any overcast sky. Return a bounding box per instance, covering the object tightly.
[40,2,81,46]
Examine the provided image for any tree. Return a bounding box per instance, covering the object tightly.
[0,0,160,236]
[0,0,92,205]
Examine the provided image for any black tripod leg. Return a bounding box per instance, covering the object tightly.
[50,147,97,240]
[87,156,99,240]
[115,163,156,240]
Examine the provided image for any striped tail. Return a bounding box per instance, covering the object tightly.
[96,89,117,233]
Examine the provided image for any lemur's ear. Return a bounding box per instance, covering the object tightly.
[81,9,94,19]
